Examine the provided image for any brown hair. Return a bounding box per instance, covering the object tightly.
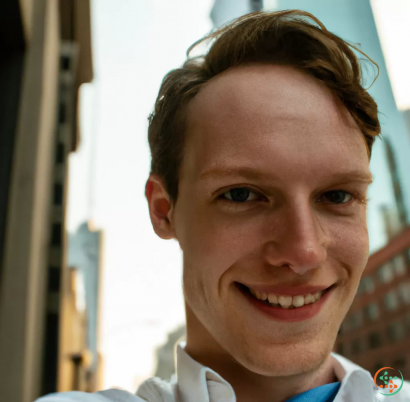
[147,10,381,203]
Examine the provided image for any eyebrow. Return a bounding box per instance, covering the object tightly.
[199,166,373,184]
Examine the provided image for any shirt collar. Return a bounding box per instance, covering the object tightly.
[175,342,236,402]
[330,352,378,401]
[175,343,377,402]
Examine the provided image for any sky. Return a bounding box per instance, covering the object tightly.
[67,0,410,392]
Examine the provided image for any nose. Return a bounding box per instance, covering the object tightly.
[263,201,329,276]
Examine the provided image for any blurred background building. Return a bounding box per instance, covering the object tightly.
[210,0,263,26]
[336,228,410,378]
[153,324,186,381]
[67,221,104,392]
[0,1,104,401]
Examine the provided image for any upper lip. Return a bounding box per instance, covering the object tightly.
[240,283,333,296]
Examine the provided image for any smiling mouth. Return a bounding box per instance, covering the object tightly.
[235,282,334,309]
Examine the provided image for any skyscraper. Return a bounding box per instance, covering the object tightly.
[211,0,263,27]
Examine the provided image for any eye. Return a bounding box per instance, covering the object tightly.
[320,190,354,204]
[221,187,261,203]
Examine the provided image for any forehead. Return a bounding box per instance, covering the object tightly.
[182,64,369,183]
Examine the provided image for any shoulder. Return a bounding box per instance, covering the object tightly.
[35,389,146,402]
[375,379,410,401]
[34,377,176,402]
[400,380,410,396]
[136,376,175,401]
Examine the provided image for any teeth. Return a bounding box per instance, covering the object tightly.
[268,294,278,304]
[278,295,292,308]
[248,287,327,308]
[292,295,305,308]
[304,293,315,304]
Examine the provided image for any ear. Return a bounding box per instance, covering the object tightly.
[145,174,176,240]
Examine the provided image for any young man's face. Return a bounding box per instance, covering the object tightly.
[149,64,372,376]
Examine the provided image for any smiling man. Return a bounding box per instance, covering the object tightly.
[36,9,410,402]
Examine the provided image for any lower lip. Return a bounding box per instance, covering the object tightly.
[240,286,333,322]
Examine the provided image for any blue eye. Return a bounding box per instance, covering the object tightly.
[322,190,353,204]
[220,189,356,205]
[222,188,260,203]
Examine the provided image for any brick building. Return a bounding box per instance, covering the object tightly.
[336,227,410,379]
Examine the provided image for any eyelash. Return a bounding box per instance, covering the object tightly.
[219,187,368,206]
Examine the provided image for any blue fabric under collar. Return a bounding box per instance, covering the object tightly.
[286,382,341,402]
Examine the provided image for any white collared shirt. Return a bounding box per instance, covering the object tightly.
[36,343,410,402]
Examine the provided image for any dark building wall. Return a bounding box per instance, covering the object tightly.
[0,1,93,400]
[0,0,60,400]
[0,0,26,287]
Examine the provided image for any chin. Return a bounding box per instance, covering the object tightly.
[227,334,335,377]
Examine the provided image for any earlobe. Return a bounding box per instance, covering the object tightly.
[145,175,176,240]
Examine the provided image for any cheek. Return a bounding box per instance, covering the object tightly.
[329,216,369,281]
[177,206,263,281]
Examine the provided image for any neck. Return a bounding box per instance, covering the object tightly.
[185,304,338,402]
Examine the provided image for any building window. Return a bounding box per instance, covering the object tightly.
[379,263,394,284]
[346,315,355,331]
[398,282,410,305]
[55,143,64,164]
[53,184,63,205]
[341,321,349,332]
[47,266,61,292]
[357,280,365,295]
[393,358,406,372]
[387,322,404,342]
[60,55,70,71]
[351,310,363,329]
[58,102,66,124]
[392,255,407,276]
[51,223,62,246]
[365,303,379,320]
[369,332,382,349]
[362,277,375,294]
[385,291,399,311]
[352,338,365,354]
